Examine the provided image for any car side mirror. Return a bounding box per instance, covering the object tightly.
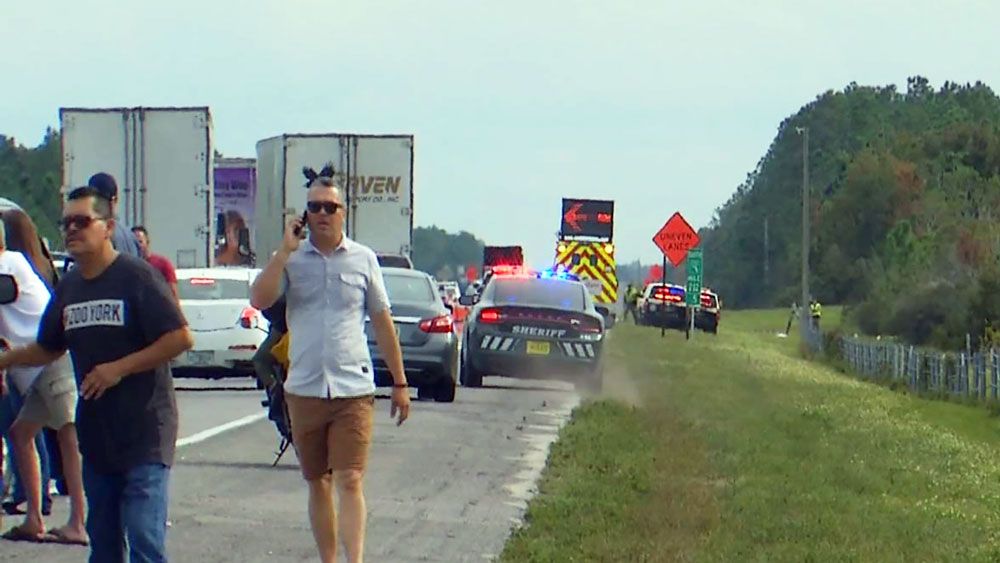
[0,274,19,305]
[459,294,477,307]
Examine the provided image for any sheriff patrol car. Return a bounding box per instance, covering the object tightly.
[458,268,604,393]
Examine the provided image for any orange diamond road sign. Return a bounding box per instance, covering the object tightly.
[653,212,700,267]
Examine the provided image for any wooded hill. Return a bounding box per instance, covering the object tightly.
[700,76,1000,349]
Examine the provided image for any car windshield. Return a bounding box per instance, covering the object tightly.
[384,273,435,302]
[490,278,587,310]
[178,277,249,300]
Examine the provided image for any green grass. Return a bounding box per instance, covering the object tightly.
[501,310,1000,562]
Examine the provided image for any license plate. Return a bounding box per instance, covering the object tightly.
[187,351,214,366]
[526,341,550,355]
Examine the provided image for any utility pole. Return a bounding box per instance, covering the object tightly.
[763,215,769,287]
[796,126,811,343]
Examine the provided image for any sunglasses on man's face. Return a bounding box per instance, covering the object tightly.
[306,201,342,215]
[60,214,104,232]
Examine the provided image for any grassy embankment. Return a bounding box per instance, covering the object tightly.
[501,309,1000,562]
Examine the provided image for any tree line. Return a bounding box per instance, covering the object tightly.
[0,129,63,244]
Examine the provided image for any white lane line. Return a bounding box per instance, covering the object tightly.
[176,412,268,448]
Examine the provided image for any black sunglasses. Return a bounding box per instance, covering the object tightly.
[60,214,105,232]
[306,201,342,214]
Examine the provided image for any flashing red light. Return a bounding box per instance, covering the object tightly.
[653,287,683,303]
[597,212,612,224]
[419,315,454,334]
[479,308,502,323]
[239,306,259,329]
[490,265,534,278]
[491,265,522,275]
[190,278,216,286]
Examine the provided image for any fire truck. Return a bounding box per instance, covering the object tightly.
[482,246,524,277]
[553,198,618,325]
[471,246,525,294]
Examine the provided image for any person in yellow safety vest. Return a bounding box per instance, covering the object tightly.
[624,284,641,324]
[810,299,822,330]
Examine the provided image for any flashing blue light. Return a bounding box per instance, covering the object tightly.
[538,268,579,282]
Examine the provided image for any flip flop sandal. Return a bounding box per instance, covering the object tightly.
[1,524,53,543]
[48,528,89,546]
[1,502,51,516]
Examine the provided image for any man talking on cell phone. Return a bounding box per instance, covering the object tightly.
[250,167,410,563]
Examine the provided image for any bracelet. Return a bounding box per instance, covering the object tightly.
[393,383,408,388]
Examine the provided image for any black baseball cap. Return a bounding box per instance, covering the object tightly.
[87,172,118,199]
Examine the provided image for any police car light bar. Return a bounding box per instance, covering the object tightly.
[538,267,580,282]
[491,265,533,278]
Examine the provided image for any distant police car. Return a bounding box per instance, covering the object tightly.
[458,267,604,393]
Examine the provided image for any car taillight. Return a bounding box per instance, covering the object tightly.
[579,317,602,333]
[239,306,259,329]
[479,308,502,323]
[419,315,454,333]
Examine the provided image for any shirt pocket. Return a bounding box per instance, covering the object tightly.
[288,267,321,303]
[338,272,367,307]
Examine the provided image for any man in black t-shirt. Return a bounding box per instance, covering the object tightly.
[0,187,193,562]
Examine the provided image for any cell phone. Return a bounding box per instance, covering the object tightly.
[293,210,308,238]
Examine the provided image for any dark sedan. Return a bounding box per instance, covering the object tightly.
[366,267,458,402]
[458,271,605,393]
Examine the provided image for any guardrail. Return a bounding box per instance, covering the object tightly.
[813,332,1000,400]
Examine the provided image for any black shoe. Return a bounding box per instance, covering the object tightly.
[2,501,52,516]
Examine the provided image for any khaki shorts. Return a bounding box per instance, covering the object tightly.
[20,354,77,431]
[285,392,375,481]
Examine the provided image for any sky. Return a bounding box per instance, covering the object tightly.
[3,0,999,267]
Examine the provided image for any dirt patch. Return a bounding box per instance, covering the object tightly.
[590,332,644,407]
[599,358,644,407]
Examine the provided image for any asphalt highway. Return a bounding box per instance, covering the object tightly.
[0,375,579,562]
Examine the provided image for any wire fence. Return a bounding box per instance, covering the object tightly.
[807,329,1000,401]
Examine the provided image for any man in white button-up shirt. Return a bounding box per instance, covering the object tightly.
[251,175,409,563]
